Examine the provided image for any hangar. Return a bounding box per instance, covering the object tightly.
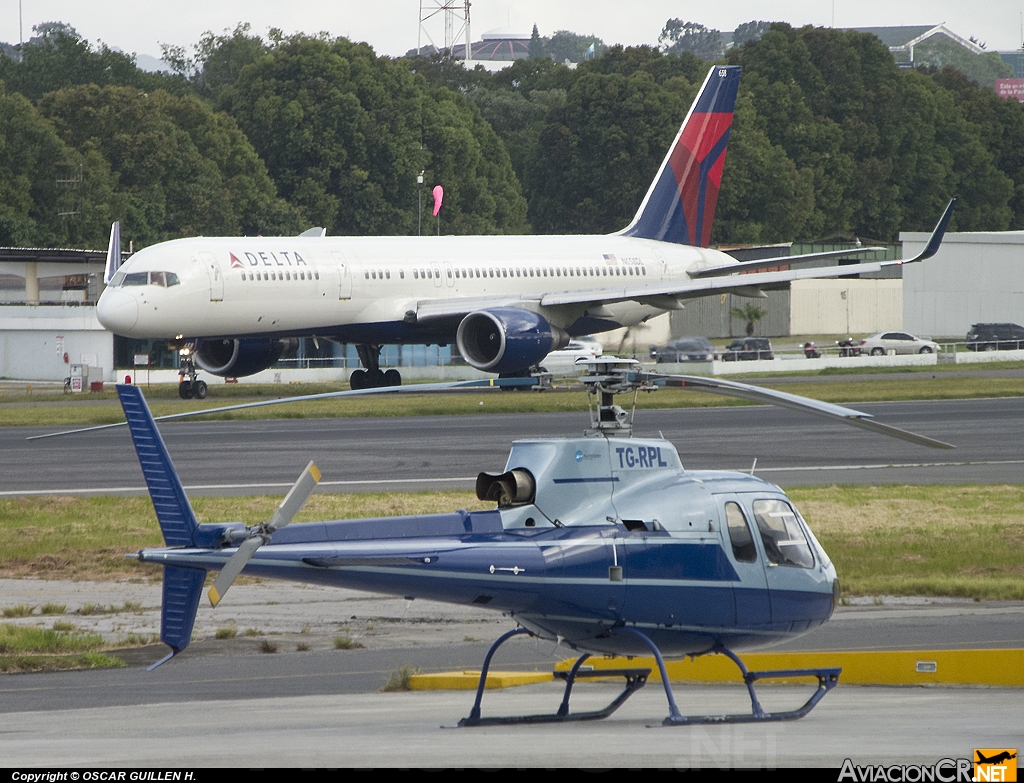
[0,246,113,383]
[902,230,1024,338]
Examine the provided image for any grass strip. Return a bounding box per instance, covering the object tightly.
[1,486,1022,599]
[3,376,1024,428]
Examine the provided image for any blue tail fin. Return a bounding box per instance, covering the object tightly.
[117,384,199,547]
[621,65,741,247]
[118,384,206,665]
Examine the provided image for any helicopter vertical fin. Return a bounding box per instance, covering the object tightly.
[117,384,206,666]
[620,65,741,246]
[117,384,199,547]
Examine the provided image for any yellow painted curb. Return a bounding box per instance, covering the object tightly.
[408,670,553,691]
[554,649,1024,687]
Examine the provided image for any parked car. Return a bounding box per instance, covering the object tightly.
[859,332,940,356]
[540,339,602,374]
[649,336,718,363]
[722,337,774,361]
[966,323,1024,351]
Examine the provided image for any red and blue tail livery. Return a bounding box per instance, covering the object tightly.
[622,65,741,247]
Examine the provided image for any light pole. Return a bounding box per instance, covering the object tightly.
[417,170,424,236]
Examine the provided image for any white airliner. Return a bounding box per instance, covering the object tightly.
[96,66,954,398]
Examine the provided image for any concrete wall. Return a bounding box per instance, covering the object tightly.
[902,230,1024,338]
[0,306,114,381]
[790,279,903,335]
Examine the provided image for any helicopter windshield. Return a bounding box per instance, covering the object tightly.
[751,499,814,568]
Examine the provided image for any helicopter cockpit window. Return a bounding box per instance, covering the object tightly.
[751,499,814,568]
[724,502,756,563]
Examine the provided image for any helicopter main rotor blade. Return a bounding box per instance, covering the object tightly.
[26,377,539,440]
[635,373,954,449]
[208,460,322,607]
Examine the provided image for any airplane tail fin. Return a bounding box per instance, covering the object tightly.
[621,65,741,247]
[117,384,206,665]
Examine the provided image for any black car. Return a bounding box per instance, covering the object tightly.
[966,323,1024,351]
[722,337,774,361]
[649,336,717,362]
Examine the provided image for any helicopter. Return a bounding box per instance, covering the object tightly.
[106,357,952,727]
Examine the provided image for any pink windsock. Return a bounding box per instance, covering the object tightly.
[432,185,444,217]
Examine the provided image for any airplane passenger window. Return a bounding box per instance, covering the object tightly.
[400,270,405,279]
[314,271,319,280]
[725,502,756,563]
[386,270,391,279]
[751,499,814,568]
[365,271,371,279]
[240,273,246,281]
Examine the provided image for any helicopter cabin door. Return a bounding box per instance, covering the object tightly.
[716,495,770,627]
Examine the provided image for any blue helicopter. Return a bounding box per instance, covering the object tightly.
[110,357,952,727]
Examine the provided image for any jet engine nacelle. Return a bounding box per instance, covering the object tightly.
[456,308,569,374]
[195,338,297,378]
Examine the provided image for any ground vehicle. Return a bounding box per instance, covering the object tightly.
[860,332,940,356]
[539,339,602,374]
[649,337,717,362]
[803,342,821,359]
[837,338,862,357]
[722,337,773,361]
[966,323,1024,351]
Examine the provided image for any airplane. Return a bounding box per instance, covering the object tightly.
[111,359,953,726]
[95,64,956,399]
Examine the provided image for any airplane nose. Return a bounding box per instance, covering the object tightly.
[97,289,139,334]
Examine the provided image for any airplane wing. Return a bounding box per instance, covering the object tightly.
[411,198,955,322]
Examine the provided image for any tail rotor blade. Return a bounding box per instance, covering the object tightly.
[208,461,322,607]
[209,536,262,607]
[267,461,321,532]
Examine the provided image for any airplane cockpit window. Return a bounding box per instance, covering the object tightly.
[122,272,149,286]
[725,502,757,562]
[752,499,814,568]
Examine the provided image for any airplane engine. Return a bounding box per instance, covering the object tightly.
[456,308,569,374]
[195,337,298,378]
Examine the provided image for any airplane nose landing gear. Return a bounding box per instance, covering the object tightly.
[176,343,207,399]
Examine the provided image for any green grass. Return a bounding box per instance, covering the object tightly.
[3,373,1024,428]
[334,632,365,650]
[381,665,420,692]
[789,485,1024,600]
[1,486,1022,599]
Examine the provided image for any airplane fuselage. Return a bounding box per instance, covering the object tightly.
[96,233,728,343]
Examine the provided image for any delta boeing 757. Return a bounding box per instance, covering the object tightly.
[96,66,954,398]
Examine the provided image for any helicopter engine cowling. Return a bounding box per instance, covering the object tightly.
[194,337,298,378]
[456,308,569,374]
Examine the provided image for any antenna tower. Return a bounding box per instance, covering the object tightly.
[417,0,472,64]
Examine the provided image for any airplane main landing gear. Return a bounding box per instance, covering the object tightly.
[177,343,208,400]
[350,344,401,390]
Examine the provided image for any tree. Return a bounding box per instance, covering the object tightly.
[733,21,774,47]
[528,25,546,60]
[0,21,181,101]
[913,37,1012,87]
[38,85,302,245]
[730,302,767,336]
[658,20,725,62]
[219,34,527,235]
[0,85,117,248]
[547,31,605,63]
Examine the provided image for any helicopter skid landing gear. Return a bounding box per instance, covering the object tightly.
[616,629,841,726]
[458,628,651,727]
